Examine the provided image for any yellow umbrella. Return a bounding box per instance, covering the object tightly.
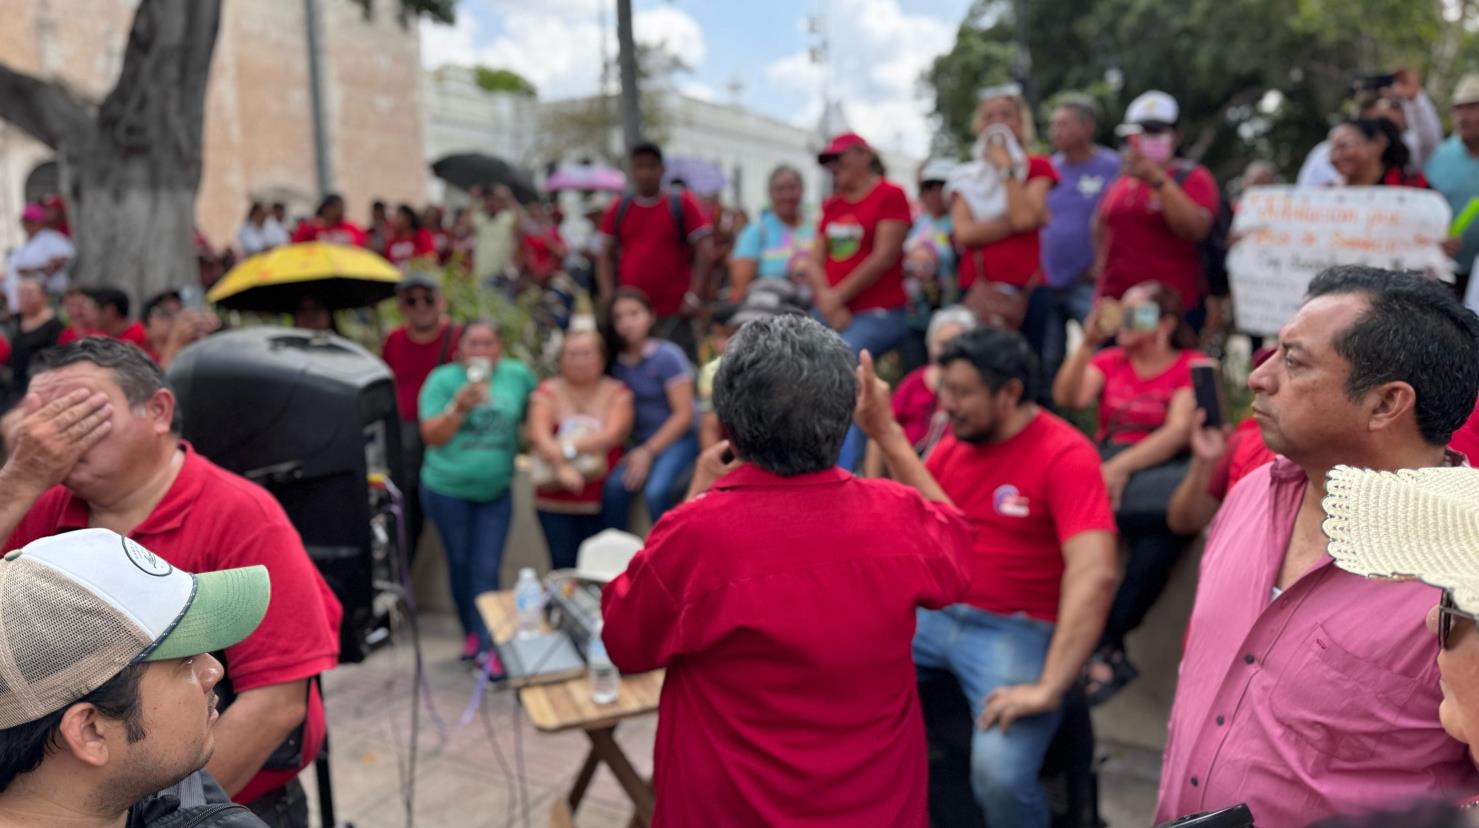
[208,242,404,313]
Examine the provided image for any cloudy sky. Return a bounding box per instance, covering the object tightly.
[418,0,974,158]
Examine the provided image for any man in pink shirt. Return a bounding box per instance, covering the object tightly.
[1157,265,1479,826]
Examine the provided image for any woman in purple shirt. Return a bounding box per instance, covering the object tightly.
[602,287,698,528]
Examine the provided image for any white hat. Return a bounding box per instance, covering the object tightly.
[1322,465,1479,615]
[919,159,958,184]
[574,529,643,583]
[0,529,270,729]
[1122,90,1180,128]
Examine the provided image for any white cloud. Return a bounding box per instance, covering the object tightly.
[680,81,719,103]
[763,0,955,157]
[418,4,707,101]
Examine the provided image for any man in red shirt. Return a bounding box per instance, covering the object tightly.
[597,142,714,358]
[0,338,342,826]
[89,287,151,355]
[291,193,367,247]
[885,327,1117,827]
[602,314,972,826]
[381,271,459,557]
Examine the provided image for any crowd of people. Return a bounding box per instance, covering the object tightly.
[10,60,1479,828]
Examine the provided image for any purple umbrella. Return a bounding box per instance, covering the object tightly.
[545,163,627,193]
[663,155,727,196]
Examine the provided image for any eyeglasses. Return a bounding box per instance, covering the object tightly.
[402,294,435,308]
[1439,590,1477,650]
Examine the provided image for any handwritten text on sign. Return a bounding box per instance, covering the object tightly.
[1227,186,1452,336]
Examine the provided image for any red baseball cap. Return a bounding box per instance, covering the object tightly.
[818,132,871,164]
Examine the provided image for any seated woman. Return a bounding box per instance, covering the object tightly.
[529,329,634,570]
[862,305,976,477]
[1052,280,1208,705]
[602,288,698,529]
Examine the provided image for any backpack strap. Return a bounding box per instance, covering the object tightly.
[669,192,687,247]
[612,195,634,249]
[435,323,459,365]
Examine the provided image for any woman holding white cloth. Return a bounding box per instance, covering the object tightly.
[948,84,1058,329]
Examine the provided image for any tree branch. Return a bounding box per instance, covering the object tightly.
[0,62,91,150]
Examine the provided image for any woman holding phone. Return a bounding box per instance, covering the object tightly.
[1094,90,1220,328]
[419,319,537,665]
[946,83,1058,330]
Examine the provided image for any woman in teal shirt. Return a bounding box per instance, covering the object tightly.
[729,165,816,297]
[418,319,537,662]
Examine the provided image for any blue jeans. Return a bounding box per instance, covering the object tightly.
[537,510,605,571]
[1023,280,1095,405]
[421,486,513,651]
[837,307,909,469]
[914,605,1059,828]
[601,435,699,530]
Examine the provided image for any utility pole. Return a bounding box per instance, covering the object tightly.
[304,0,332,197]
[616,0,643,154]
[1011,0,1034,106]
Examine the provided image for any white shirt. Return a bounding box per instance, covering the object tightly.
[237,218,290,257]
[5,228,74,308]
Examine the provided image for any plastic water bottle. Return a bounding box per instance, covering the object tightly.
[513,568,544,640]
[588,623,620,704]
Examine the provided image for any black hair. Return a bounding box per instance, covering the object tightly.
[271,202,286,212]
[141,290,182,321]
[0,663,146,794]
[938,327,1039,406]
[1340,117,1411,177]
[630,142,663,164]
[316,193,344,216]
[1055,93,1100,125]
[245,201,265,221]
[1129,280,1197,349]
[33,337,184,434]
[713,315,857,475]
[372,200,387,212]
[1306,265,1479,445]
[396,204,421,232]
[89,287,130,319]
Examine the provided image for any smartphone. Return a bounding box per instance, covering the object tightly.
[1153,804,1254,828]
[1192,363,1225,429]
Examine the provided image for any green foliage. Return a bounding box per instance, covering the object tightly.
[926,0,1462,181]
[474,67,537,98]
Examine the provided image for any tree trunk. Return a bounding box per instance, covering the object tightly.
[0,0,221,311]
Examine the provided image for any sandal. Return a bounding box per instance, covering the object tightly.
[1083,649,1139,707]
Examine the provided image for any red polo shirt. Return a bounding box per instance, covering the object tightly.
[7,443,342,806]
[602,465,972,827]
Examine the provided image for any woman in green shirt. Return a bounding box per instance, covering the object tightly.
[418,319,537,662]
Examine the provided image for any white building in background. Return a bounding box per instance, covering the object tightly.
[418,65,919,214]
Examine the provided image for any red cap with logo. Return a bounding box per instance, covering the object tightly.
[817,132,871,164]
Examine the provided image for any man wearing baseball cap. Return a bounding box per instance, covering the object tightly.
[382,269,459,558]
[1426,73,1479,299]
[0,528,270,827]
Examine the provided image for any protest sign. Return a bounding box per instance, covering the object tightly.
[1227,186,1453,336]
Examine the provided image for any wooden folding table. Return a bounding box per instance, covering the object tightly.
[476,590,664,827]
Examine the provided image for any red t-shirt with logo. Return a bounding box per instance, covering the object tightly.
[957,156,1060,290]
[1092,347,1205,444]
[8,444,342,807]
[1096,162,1220,311]
[384,229,436,268]
[600,192,712,316]
[925,411,1115,622]
[820,179,912,312]
[114,321,150,351]
[381,323,460,422]
[292,219,367,247]
[1449,395,1479,463]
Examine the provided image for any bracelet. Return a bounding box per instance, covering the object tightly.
[682,291,702,308]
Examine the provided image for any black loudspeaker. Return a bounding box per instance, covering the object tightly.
[168,327,403,664]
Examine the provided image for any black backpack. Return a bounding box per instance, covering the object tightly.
[1172,163,1234,297]
[127,770,263,828]
[611,192,689,254]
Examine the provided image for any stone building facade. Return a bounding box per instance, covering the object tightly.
[0,0,428,259]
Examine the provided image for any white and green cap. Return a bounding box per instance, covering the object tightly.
[0,528,270,729]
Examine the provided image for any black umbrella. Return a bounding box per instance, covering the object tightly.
[430,153,539,204]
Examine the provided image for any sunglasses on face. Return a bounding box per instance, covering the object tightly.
[1440,591,1472,650]
[402,294,435,308]
[1139,123,1173,136]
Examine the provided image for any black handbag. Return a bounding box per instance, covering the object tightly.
[1100,443,1190,533]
